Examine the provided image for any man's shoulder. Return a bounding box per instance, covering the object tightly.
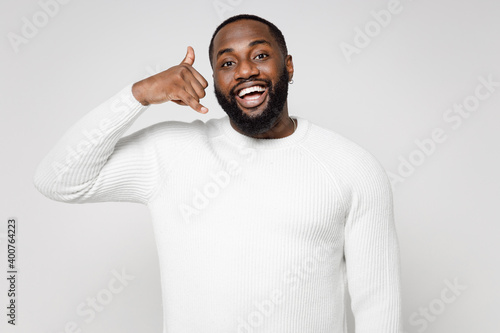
[305,120,374,159]
[304,120,388,179]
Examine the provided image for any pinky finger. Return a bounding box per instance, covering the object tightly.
[178,90,209,113]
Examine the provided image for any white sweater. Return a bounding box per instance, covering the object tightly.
[34,84,402,333]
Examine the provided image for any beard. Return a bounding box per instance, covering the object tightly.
[214,67,289,136]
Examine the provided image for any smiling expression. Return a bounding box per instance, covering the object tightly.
[211,19,294,136]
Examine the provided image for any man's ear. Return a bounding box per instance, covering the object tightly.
[285,55,294,82]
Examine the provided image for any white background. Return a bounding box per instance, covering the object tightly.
[1,0,499,332]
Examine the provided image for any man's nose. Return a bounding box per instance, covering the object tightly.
[235,59,259,80]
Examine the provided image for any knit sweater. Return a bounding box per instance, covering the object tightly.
[34,83,402,333]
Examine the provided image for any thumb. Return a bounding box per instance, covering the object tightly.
[180,46,195,66]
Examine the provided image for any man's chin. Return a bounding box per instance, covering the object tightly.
[215,85,284,136]
[238,106,267,120]
[232,112,280,136]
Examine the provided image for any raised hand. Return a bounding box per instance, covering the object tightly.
[132,46,209,113]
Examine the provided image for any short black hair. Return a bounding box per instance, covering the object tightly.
[208,14,288,68]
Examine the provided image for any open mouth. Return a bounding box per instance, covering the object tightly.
[235,84,269,109]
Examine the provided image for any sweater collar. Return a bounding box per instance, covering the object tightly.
[219,114,309,149]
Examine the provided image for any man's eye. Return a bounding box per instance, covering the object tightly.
[255,53,268,60]
[221,61,234,67]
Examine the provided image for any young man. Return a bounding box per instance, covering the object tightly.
[34,14,402,333]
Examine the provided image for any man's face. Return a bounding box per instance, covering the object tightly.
[212,20,293,136]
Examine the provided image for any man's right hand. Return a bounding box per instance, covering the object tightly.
[132,46,209,113]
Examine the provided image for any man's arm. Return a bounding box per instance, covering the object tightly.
[344,151,402,332]
[34,46,209,204]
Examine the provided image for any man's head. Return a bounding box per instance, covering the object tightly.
[209,15,294,136]
[208,14,288,69]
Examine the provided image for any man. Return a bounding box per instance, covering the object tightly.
[34,14,402,333]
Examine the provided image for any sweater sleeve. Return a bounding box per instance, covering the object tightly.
[33,83,161,205]
[343,150,402,332]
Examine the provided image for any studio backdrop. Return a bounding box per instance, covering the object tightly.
[1,0,499,332]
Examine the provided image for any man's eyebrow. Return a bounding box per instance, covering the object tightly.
[216,39,272,60]
[248,39,271,48]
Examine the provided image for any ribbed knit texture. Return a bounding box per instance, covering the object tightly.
[34,84,402,333]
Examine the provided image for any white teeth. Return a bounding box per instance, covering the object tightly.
[238,85,266,97]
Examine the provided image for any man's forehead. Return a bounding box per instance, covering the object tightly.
[214,20,273,49]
